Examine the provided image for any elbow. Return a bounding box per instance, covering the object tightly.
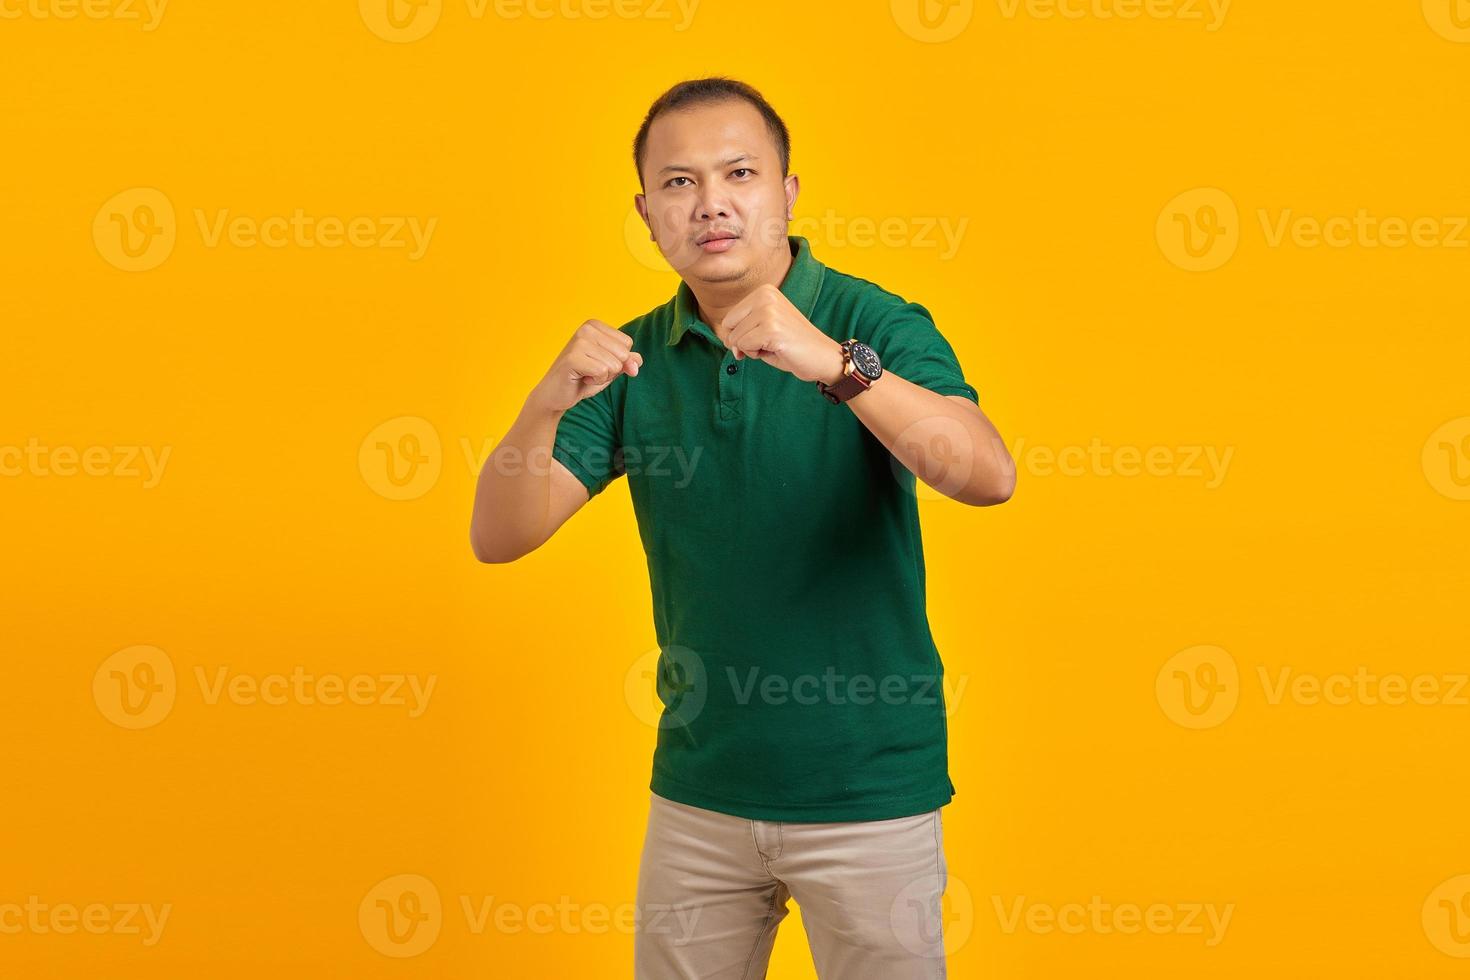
[960,467,1016,507]
[470,526,524,565]
[972,484,1014,506]
[960,486,1013,507]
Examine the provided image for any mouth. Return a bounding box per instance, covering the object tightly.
[695,230,740,253]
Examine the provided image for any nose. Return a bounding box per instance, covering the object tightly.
[695,186,731,222]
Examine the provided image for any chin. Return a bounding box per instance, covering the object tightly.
[691,254,748,282]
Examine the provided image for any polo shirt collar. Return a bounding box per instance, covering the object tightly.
[667,235,824,347]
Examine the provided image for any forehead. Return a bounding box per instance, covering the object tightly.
[643,99,775,173]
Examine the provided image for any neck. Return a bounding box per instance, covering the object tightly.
[690,239,795,329]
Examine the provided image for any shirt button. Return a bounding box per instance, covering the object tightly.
[726,364,738,375]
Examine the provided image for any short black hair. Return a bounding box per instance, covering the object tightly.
[632,77,791,190]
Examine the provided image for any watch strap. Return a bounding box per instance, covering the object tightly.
[818,339,875,405]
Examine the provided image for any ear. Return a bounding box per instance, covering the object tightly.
[634,193,653,240]
[783,173,801,220]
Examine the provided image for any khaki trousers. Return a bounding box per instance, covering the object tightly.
[634,792,949,979]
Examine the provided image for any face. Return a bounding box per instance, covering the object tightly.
[635,99,799,287]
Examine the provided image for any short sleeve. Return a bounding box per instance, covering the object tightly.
[551,384,624,499]
[867,301,979,404]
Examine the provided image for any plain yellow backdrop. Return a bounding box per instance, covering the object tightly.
[3,0,1469,976]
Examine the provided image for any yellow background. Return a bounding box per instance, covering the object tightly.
[3,0,1469,976]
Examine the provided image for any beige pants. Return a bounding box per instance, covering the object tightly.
[634,792,949,979]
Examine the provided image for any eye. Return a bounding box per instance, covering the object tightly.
[731,168,753,178]
[665,176,692,188]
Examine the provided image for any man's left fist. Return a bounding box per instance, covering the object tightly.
[716,284,845,385]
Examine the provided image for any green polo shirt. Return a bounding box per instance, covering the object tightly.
[552,235,979,822]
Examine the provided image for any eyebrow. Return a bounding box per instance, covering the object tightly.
[658,154,758,176]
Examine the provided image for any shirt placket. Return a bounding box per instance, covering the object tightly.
[692,322,746,424]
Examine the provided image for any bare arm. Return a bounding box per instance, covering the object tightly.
[713,284,1013,507]
[844,374,1016,507]
[470,320,641,564]
[469,403,593,563]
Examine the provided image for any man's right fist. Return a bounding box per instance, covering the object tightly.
[531,319,643,413]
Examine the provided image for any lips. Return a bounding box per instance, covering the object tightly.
[695,230,739,245]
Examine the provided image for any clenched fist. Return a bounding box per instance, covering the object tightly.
[717,284,845,385]
[530,319,643,413]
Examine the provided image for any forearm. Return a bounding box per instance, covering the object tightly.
[469,397,564,562]
[842,366,1016,506]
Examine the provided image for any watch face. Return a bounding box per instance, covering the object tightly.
[849,342,882,380]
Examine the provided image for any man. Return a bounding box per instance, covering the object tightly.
[470,77,1015,979]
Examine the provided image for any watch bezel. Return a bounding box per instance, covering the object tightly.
[847,341,882,381]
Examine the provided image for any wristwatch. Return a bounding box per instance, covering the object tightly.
[817,338,882,404]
